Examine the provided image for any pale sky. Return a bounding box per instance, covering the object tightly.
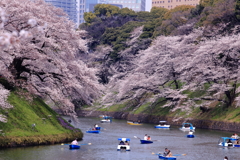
[146,0,152,12]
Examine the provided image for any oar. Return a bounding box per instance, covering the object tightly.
[134,136,141,139]
[152,152,160,155]
[151,140,161,142]
[134,136,160,141]
[151,152,186,156]
[173,154,187,156]
[61,143,91,146]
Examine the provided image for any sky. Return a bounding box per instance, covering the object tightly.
[146,0,152,12]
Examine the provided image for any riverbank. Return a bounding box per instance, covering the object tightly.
[0,90,83,148]
[78,110,240,133]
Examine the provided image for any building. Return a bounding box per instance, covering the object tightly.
[152,0,200,9]
[44,0,77,23]
[77,0,85,25]
[106,0,146,11]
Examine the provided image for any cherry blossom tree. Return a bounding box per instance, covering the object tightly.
[99,24,240,115]
[0,0,103,122]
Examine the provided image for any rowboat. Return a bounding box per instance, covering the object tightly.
[186,134,195,138]
[218,137,236,147]
[127,121,142,125]
[86,130,100,134]
[140,140,153,144]
[234,144,240,147]
[101,116,113,123]
[159,155,176,160]
[155,121,170,128]
[117,138,130,151]
[69,144,80,149]
[101,119,112,123]
[99,115,112,119]
[179,123,195,131]
[95,127,101,130]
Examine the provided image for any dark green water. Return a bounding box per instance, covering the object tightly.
[0,117,238,160]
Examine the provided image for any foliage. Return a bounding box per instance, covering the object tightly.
[94,4,119,17]
[84,12,97,24]
[0,0,102,118]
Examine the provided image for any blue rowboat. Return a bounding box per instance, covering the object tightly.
[69,145,80,149]
[159,155,176,160]
[187,134,195,138]
[86,130,100,133]
[140,140,153,144]
[95,127,101,130]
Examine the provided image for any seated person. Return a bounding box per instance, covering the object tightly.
[163,148,172,157]
[124,141,129,145]
[119,141,125,145]
[71,139,78,145]
[147,136,151,140]
[188,130,193,135]
[227,139,232,146]
[144,134,148,140]
[234,139,240,144]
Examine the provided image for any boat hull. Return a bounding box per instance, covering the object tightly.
[101,119,112,123]
[155,125,170,128]
[127,121,142,125]
[69,145,80,149]
[86,130,100,134]
[159,155,176,160]
[187,134,195,138]
[179,127,195,131]
[140,140,153,144]
[117,145,130,151]
[95,127,101,130]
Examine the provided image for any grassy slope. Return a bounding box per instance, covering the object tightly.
[0,91,83,147]
[90,83,240,123]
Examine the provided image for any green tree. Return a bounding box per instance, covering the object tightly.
[84,12,97,24]
[235,0,240,20]
[150,7,168,19]
[164,5,195,20]
[119,8,137,17]
[94,4,119,17]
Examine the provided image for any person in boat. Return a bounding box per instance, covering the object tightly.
[94,124,98,129]
[227,139,232,145]
[144,134,148,140]
[119,141,125,145]
[163,148,172,157]
[234,139,240,144]
[231,133,239,139]
[71,139,78,145]
[224,156,228,160]
[147,136,151,140]
[124,141,129,145]
[188,130,193,135]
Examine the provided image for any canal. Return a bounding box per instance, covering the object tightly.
[0,117,239,160]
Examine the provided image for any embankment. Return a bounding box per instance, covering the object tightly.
[0,90,83,148]
[78,110,240,133]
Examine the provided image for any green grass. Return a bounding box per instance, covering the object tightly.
[133,102,151,114]
[0,91,81,138]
